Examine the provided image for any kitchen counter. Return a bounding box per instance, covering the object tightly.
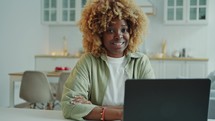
[35,54,80,58]
[35,55,208,78]
[149,56,208,61]
[35,55,208,61]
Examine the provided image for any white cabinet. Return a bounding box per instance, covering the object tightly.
[186,61,208,78]
[35,55,79,71]
[135,0,156,15]
[163,60,185,78]
[41,0,87,25]
[41,0,57,23]
[150,60,163,78]
[151,60,186,78]
[164,0,208,24]
[150,59,208,78]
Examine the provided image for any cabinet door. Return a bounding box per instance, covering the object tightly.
[41,0,58,24]
[187,0,207,24]
[150,60,163,78]
[41,0,87,25]
[35,57,79,71]
[164,0,186,24]
[60,0,87,24]
[60,0,76,23]
[186,61,208,78]
[163,60,185,78]
[164,0,208,24]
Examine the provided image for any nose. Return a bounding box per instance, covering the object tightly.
[114,31,123,40]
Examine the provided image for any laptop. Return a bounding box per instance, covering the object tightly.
[123,79,211,121]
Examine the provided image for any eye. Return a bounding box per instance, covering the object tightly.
[121,27,128,33]
[106,28,114,33]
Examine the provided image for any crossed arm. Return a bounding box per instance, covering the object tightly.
[72,96,123,121]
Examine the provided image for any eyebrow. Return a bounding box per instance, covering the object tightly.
[108,24,128,27]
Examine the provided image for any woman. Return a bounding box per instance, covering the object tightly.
[61,0,155,120]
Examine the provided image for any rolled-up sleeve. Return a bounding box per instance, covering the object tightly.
[61,56,97,120]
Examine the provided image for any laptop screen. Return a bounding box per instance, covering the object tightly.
[123,79,211,121]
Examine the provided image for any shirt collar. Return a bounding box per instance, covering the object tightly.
[100,52,144,61]
[127,52,145,58]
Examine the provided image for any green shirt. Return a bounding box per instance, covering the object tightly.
[61,52,155,120]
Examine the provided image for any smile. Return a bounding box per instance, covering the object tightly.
[112,42,125,46]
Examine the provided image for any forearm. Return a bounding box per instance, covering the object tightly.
[72,96,123,120]
[104,105,123,109]
[84,106,123,121]
[104,107,123,120]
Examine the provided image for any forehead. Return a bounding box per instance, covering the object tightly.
[108,19,128,26]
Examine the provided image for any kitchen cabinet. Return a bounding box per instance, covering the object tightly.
[35,55,208,79]
[41,0,87,25]
[164,0,208,25]
[35,55,79,71]
[150,57,208,78]
[186,61,208,78]
[136,0,156,15]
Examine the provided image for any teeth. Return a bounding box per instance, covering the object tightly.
[113,42,124,45]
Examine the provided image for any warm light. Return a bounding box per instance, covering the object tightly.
[51,52,56,56]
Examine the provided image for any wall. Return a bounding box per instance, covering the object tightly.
[49,0,213,57]
[146,0,209,57]
[0,0,214,107]
[49,0,214,72]
[49,25,82,55]
[207,0,215,73]
[0,0,49,107]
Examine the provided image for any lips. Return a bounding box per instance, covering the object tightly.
[112,41,125,48]
[113,42,124,45]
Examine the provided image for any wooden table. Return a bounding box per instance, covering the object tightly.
[8,71,68,107]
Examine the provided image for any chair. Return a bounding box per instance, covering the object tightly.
[56,72,70,101]
[19,71,54,109]
[208,70,215,119]
[208,70,215,89]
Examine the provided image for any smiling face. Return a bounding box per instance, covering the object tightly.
[101,19,130,58]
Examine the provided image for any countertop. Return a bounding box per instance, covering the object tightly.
[35,55,208,61]
[149,56,208,61]
[35,54,81,58]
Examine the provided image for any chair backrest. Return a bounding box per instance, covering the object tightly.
[56,72,70,101]
[19,71,54,103]
[208,70,215,89]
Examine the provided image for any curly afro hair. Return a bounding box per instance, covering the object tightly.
[78,0,148,57]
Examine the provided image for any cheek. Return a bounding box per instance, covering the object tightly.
[124,34,130,42]
[102,34,113,43]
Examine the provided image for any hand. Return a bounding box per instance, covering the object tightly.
[71,96,92,104]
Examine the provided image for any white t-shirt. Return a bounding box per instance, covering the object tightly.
[102,56,128,106]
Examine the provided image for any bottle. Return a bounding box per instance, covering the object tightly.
[161,40,167,57]
[182,48,186,57]
[63,36,69,56]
